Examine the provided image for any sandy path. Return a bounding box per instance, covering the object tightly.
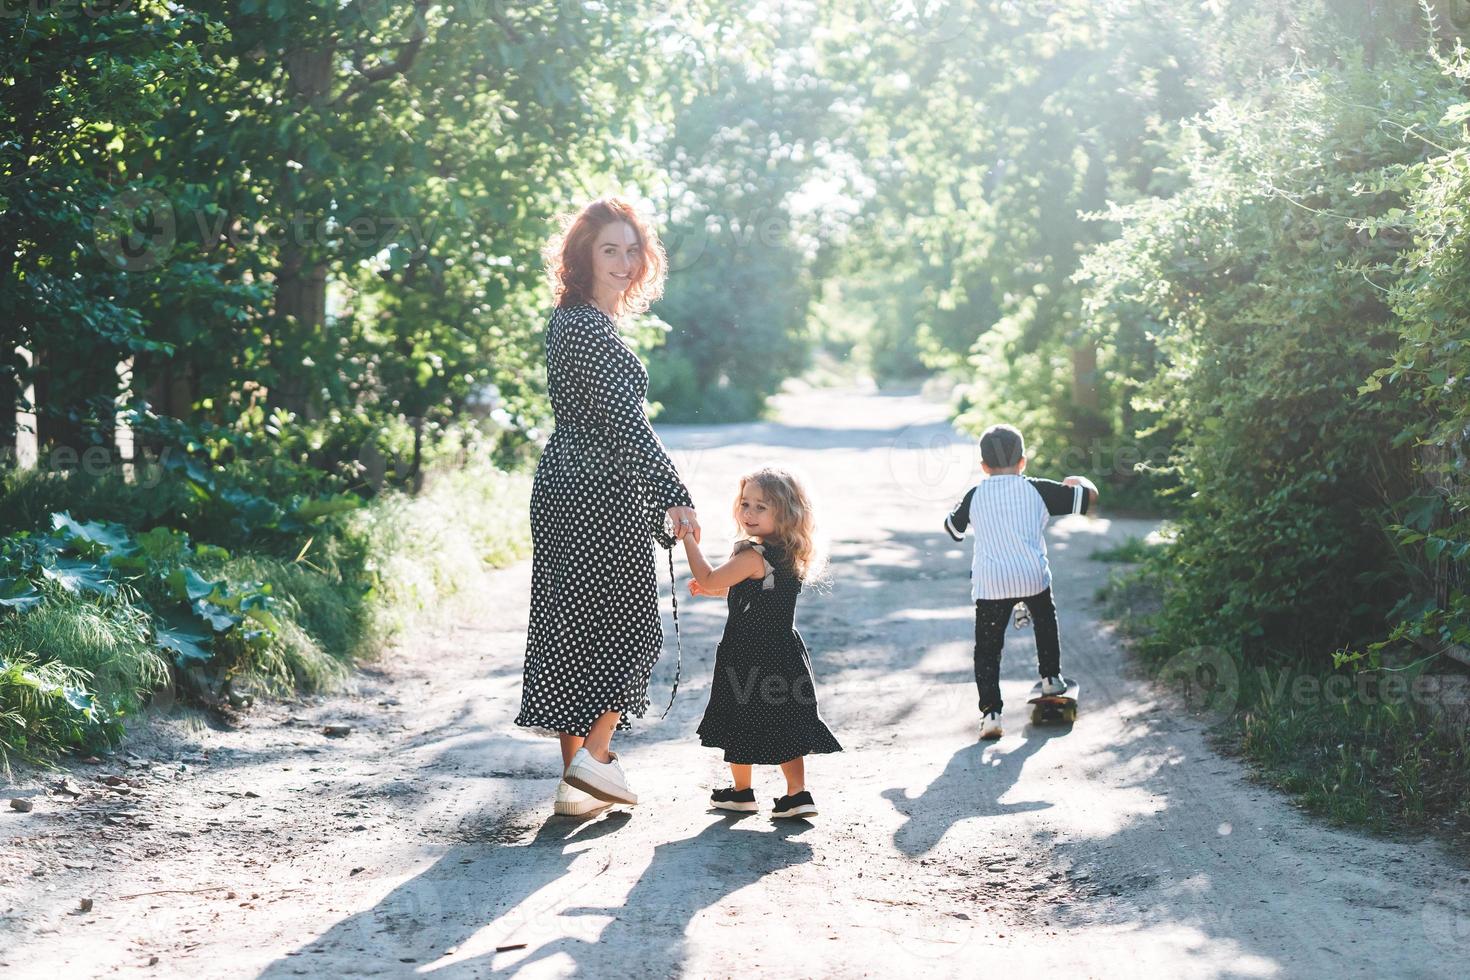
[2,386,1465,979]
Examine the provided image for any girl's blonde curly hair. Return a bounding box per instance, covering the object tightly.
[732,467,828,585]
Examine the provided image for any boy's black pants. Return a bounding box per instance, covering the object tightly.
[973,586,1060,715]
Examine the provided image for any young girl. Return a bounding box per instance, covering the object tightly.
[682,467,842,819]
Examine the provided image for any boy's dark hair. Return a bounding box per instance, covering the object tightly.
[979,424,1025,469]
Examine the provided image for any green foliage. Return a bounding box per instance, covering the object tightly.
[1080,52,1456,667]
[0,2,262,445]
[0,654,124,781]
[0,510,289,673]
[3,0,739,471]
[1235,660,1470,834]
[1082,14,1470,835]
[818,1,1424,497]
[1089,535,1159,564]
[343,460,532,644]
[0,451,529,770]
[1346,44,1470,669]
[646,20,833,422]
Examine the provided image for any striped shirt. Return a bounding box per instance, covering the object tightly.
[943,475,1090,601]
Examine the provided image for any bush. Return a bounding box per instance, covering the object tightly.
[1079,54,1458,667]
[0,450,531,773]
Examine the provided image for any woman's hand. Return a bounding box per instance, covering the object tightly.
[667,505,700,543]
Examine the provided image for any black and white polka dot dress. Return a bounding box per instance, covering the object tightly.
[696,542,842,765]
[515,302,693,738]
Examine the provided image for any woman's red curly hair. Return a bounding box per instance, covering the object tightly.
[543,196,667,317]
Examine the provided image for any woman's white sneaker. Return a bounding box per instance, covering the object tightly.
[553,779,607,816]
[563,747,639,805]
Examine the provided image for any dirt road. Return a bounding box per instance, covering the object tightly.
[2,387,1464,978]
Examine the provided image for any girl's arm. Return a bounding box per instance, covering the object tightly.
[683,537,766,595]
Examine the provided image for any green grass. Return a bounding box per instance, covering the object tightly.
[0,585,169,779]
[5,589,169,702]
[0,457,532,775]
[196,552,358,698]
[1233,665,1470,834]
[0,465,195,539]
[1100,563,1470,840]
[344,461,532,646]
[0,654,121,782]
[1089,534,1159,564]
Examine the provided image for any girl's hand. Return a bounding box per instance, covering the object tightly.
[689,579,726,598]
[667,505,700,543]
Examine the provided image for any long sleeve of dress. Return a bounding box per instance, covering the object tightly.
[567,312,694,511]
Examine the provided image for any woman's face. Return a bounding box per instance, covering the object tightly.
[591,221,641,302]
[736,482,779,539]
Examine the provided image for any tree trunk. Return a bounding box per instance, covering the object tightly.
[12,345,37,471]
[272,252,327,420]
[1071,341,1099,413]
[270,45,335,422]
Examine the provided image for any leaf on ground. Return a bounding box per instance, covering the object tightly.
[192,598,242,632]
[167,566,223,603]
[40,560,117,597]
[154,619,213,665]
[51,512,136,560]
[0,577,42,611]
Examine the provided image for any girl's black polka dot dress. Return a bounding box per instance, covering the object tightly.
[516,302,694,738]
[696,542,842,765]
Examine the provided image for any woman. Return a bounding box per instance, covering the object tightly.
[515,197,700,815]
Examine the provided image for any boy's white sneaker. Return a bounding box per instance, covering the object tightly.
[1041,675,1068,696]
[563,747,639,805]
[978,711,1003,741]
[553,779,607,816]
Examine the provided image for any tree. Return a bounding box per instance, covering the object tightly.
[647,22,837,422]
[0,2,252,455]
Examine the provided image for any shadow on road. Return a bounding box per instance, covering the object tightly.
[256,810,636,977]
[257,810,813,977]
[881,726,1070,857]
[481,817,813,976]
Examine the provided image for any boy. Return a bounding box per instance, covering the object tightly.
[942,423,1098,740]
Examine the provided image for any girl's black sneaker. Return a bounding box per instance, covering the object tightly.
[771,790,817,819]
[711,786,758,812]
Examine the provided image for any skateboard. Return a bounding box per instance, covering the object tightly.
[1012,603,1032,630]
[1027,677,1078,724]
